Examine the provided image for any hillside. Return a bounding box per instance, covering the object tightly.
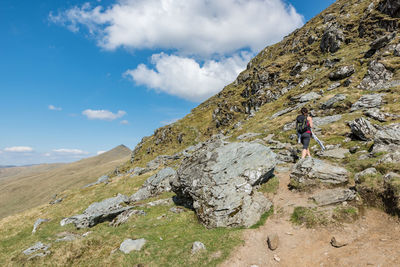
[1,0,400,266]
[0,145,131,219]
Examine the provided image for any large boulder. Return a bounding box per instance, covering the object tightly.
[365,33,396,58]
[358,61,393,90]
[364,108,387,122]
[320,25,344,53]
[351,94,384,111]
[171,141,275,228]
[60,194,132,229]
[311,188,356,206]
[373,123,400,152]
[130,167,177,202]
[348,117,377,141]
[328,66,355,81]
[321,94,346,109]
[290,157,349,188]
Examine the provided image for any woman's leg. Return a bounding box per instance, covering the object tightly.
[301,149,307,159]
[307,148,311,157]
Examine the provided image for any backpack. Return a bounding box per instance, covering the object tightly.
[296,115,308,134]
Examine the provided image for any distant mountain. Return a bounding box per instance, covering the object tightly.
[0,145,131,219]
[0,165,16,169]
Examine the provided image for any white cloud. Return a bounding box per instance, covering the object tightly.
[82,109,126,121]
[120,120,129,125]
[48,104,62,111]
[125,52,252,102]
[4,146,34,152]
[97,150,106,155]
[49,0,304,56]
[52,149,89,155]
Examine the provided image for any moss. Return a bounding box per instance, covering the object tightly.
[258,177,279,194]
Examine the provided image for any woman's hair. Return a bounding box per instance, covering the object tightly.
[301,107,308,115]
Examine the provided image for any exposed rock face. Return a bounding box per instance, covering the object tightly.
[311,188,356,206]
[32,218,49,234]
[171,141,275,228]
[22,242,51,259]
[378,151,400,164]
[119,238,147,254]
[373,123,400,152]
[83,175,109,188]
[290,62,310,76]
[329,65,355,81]
[318,148,349,159]
[290,158,349,188]
[364,108,387,122]
[348,117,377,141]
[321,94,346,109]
[351,94,384,111]
[320,25,344,53]
[130,167,177,202]
[299,92,321,103]
[378,0,400,17]
[109,209,146,227]
[327,82,341,91]
[358,61,393,90]
[60,194,132,229]
[365,33,396,58]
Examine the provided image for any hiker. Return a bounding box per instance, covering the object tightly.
[296,107,313,159]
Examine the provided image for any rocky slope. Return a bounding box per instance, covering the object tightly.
[1,0,400,266]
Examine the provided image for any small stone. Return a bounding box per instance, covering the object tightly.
[192,241,206,254]
[330,237,347,248]
[32,218,49,234]
[169,207,185,214]
[22,242,51,256]
[267,234,279,251]
[119,238,147,254]
[274,254,281,262]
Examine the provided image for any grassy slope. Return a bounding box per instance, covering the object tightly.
[1,0,400,265]
[0,145,131,219]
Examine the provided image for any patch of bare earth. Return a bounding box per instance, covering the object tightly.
[220,171,400,267]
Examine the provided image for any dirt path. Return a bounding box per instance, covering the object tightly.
[220,172,400,267]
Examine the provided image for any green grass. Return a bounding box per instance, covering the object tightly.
[250,207,274,229]
[332,206,359,223]
[291,207,329,228]
[258,177,279,194]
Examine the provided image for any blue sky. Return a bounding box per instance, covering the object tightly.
[0,0,335,165]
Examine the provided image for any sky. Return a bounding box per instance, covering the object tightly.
[0,0,335,165]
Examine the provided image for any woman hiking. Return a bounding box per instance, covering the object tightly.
[296,107,313,159]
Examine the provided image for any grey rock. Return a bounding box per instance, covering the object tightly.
[109,209,146,227]
[349,146,360,154]
[351,94,384,111]
[358,61,393,91]
[373,123,400,152]
[119,238,147,254]
[23,242,50,256]
[32,218,49,234]
[276,149,299,163]
[299,78,312,88]
[364,108,387,122]
[329,65,355,81]
[354,168,377,183]
[394,44,400,56]
[237,132,262,140]
[171,141,275,228]
[378,151,400,164]
[318,148,349,159]
[323,14,336,24]
[327,82,341,91]
[49,198,63,205]
[384,172,400,182]
[170,207,185,213]
[267,234,279,251]
[290,157,349,187]
[365,33,396,58]
[191,241,206,254]
[27,251,51,260]
[299,92,321,103]
[348,117,377,141]
[324,58,341,68]
[130,167,177,202]
[290,62,310,76]
[331,237,348,248]
[55,232,81,242]
[83,175,109,188]
[320,25,344,53]
[378,0,400,17]
[131,167,149,176]
[60,194,132,229]
[144,198,174,207]
[311,189,356,206]
[321,94,346,109]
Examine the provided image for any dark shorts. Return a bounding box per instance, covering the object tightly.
[301,132,311,149]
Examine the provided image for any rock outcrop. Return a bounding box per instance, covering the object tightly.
[321,94,346,109]
[348,117,377,141]
[311,188,356,206]
[290,158,349,189]
[351,94,384,111]
[130,167,177,202]
[373,123,400,152]
[378,0,400,17]
[358,61,393,90]
[171,141,275,228]
[320,24,344,53]
[60,194,132,229]
[328,65,355,81]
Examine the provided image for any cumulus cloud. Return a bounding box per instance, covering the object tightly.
[4,146,34,152]
[49,0,303,56]
[125,52,252,102]
[48,104,62,111]
[52,148,89,155]
[120,120,129,125]
[82,109,126,120]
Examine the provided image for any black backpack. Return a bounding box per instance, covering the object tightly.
[296,115,308,134]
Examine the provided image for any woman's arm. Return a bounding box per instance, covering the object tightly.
[308,116,313,128]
